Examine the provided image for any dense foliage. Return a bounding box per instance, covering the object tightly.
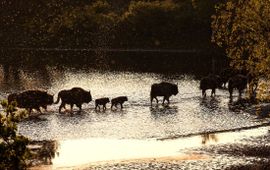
[0,0,220,49]
[212,0,270,100]
[0,101,30,169]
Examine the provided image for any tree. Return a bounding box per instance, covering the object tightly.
[212,0,270,100]
[0,100,30,169]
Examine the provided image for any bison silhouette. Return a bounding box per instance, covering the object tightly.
[200,74,222,98]
[8,90,54,113]
[55,87,92,113]
[95,97,110,110]
[220,68,237,88]
[111,96,128,109]
[150,82,178,105]
[228,74,248,99]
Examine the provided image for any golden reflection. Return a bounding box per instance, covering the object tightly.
[50,127,268,168]
[28,140,59,165]
[201,133,218,144]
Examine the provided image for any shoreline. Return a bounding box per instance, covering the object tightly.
[29,125,270,169]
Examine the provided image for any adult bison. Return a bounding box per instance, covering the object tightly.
[200,74,222,97]
[228,74,248,98]
[8,90,54,113]
[54,87,92,113]
[220,68,236,88]
[150,82,178,105]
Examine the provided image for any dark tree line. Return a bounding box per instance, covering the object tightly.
[0,0,221,50]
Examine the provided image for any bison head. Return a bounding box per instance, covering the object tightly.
[123,96,128,101]
[46,94,54,104]
[105,98,110,103]
[85,91,92,103]
[215,75,223,88]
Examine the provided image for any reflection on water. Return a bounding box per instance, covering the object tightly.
[201,133,218,144]
[0,63,269,168]
[0,64,52,92]
[200,97,220,111]
[52,127,268,168]
[0,69,265,141]
[150,105,178,117]
[29,140,59,165]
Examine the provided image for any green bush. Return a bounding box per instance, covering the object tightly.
[0,100,30,169]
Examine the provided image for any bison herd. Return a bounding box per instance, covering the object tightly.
[6,69,250,114]
[7,87,129,113]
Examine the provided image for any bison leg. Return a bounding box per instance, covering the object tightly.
[202,90,206,98]
[151,97,158,105]
[111,103,114,109]
[103,104,106,110]
[76,104,82,111]
[211,88,216,97]
[163,96,169,104]
[42,105,47,111]
[239,89,242,98]
[37,107,42,113]
[155,97,158,104]
[59,103,65,113]
[70,104,74,112]
[27,108,32,114]
[120,103,123,109]
[162,97,166,105]
[229,88,233,99]
[166,97,170,104]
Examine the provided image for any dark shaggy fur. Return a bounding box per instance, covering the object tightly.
[228,74,248,98]
[55,87,92,113]
[8,90,54,113]
[95,97,110,110]
[150,82,178,105]
[111,96,128,109]
[200,74,222,98]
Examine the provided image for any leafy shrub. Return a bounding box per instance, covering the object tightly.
[0,100,30,169]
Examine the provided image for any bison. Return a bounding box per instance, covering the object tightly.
[95,97,110,110]
[228,74,248,99]
[54,87,92,113]
[150,82,178,105]
[111,96,128,109]
[200,74,222,98]
[220,68,236,88]
[7,90,54,113]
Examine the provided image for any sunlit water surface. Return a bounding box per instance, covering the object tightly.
[52,127,269,168]
[1,69,269,168]
[13,70,266,140]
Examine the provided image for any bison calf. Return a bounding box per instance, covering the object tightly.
[150,82,178,105]
[111,96,128,109]
[95,97,110,110]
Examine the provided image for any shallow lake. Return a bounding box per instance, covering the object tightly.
[2,69,263,140]
[1,68,269,168]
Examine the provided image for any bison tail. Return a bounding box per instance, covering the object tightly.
[54,94,61,104]
[150,88,154,98]
[199,81,203,90]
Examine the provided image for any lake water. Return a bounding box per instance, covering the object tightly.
[3,69,263,140]
[1,68,269,168]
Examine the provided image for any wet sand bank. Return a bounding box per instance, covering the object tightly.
[30,125,270,170]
